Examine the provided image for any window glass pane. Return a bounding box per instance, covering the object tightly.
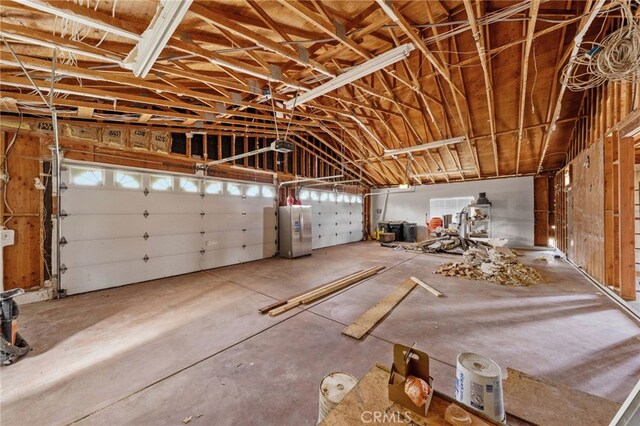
[70,167,104,186]
[179,178,199,193]
[245,185,260,197]
[227,183,241,196]
[429,197,474,219]
[328,193,336,202]
[350,195,357,204]
[115,171,141,189]
[320,192,328,202]
[299,190,310,201]
[262,186,275,198]
[336,194,344,203]
[205,181,223,194]
[150,175,173,191]
[310,191,319,201]
[356,195,362,204]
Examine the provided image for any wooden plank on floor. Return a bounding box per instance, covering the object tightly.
[410,276,444,297]
[258,269,366,314]
[342,278,416,339]
[268,266,385,317]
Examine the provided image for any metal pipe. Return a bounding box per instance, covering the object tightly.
[277,174,344,191]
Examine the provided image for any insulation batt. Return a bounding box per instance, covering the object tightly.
[404,375,431,407]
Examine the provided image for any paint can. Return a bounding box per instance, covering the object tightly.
[455,352,505,422]
[317,372,358,424]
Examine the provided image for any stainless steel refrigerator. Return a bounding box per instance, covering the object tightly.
[278,205,312,258]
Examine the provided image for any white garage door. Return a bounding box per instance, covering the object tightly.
[299,189,363,249]
[59,161,277,295]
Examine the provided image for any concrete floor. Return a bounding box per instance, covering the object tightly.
[2,242,639,425]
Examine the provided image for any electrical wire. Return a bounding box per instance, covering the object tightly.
[2,112,22,227]
[563,0,640,91]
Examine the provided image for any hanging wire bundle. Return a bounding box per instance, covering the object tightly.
[562,0,640,91]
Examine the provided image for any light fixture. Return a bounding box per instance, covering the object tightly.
[384,137,465,156]
[122,0,193,78]
[284,43,414,109]
[397,183,410,189]
[411,168,475,178]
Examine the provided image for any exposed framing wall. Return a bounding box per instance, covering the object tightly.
[553,78,638,300]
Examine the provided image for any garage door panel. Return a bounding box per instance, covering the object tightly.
[145,234,203,258]
[243,243,276,262]
[146,194,202,214]
[61,237,146,268]
[143,253,202,280]
[203,230,244,246]
[63,259,150,295]
[144,215,203,235]
[62,214,147,240]
[202,213,245,231]
[62,188,146,215]
[200,247,244,270]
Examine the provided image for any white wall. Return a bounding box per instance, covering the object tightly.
[370,176,535,247]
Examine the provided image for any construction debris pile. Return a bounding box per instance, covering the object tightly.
[435,246,544,286]
[382,234,492,255]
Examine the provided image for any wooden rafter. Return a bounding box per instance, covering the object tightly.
[514,0,540,175]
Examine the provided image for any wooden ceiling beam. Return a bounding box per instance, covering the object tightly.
[538,0,605,172]
[463,0,500,177]
[515,0,541,175]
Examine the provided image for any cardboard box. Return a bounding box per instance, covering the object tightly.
[380,232,396,243]
[388,344,434,416]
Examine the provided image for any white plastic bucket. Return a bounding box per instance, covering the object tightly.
[317,372,358,424]
[455,352,505,422]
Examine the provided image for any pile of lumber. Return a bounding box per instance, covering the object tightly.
[435,246,544,286]
[383,234,491,255]
[259,266,385,316]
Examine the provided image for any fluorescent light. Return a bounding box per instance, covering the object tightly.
[12,0,141,40]
[384,137,465,156]
[376,0,400,22]
[122,0,193,78]
[412,169,475,178]
[284,43,414,109]
[398,183,410,189]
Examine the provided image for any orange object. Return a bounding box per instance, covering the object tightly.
[428,217,443,232]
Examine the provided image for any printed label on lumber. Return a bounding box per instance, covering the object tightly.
[102,127,124,146]
[31,121,54,135]
[130,128,149,149]
[150,131,170,153]
[66,125,98,141]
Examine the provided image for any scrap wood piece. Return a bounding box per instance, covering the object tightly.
[502,368,621,426]
[342,278,416,340]
[269,266,385,317]
[410,276,444,297]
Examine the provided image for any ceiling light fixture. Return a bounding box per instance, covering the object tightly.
[384,136,465,156]
[122,0,193,78]
[284,43,414,109]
